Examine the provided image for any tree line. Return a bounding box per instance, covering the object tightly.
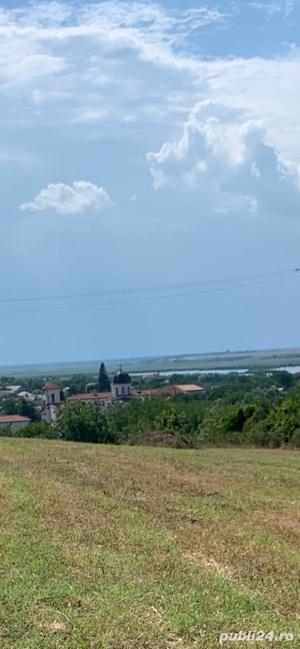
[5,370,300,448]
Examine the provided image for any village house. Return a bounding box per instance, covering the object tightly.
[0,415,31,432]
[135,384,205,398]
[6,385,22,394]
[68,392,112,407]
[18,390,36,402]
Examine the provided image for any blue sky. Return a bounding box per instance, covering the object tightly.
[1,0,300,365]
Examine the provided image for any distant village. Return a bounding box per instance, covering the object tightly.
[0,365,205,432]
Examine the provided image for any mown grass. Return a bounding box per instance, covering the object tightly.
[0,440,299,648]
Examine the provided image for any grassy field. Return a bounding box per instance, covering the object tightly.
[0,441,299,648]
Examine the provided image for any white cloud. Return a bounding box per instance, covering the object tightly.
[0,2,224,51]
[0,1,299,163]
[32,88,71,105]
[146,102,300,217]
[1,0,300,223]
[20,181,111,214]
[280,0,297,17]
[0,1,225,92]
[249,1,298,18]
[147,102,262,188]
[0,1,202,138]
[0,2,72,27]
[0,150,31,164]
[194,55,300,166]
[1,54,66,86]
[72,108,109,123]
[216,193,258,216]
[0,4,299,157]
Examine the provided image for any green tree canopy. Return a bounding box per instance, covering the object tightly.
[98,363,111,392]
[55,401,116,444]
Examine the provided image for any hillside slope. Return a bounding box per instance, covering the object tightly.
[0,440,299,648]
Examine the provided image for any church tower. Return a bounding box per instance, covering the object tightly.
[44,382,61,405]
[42,382,62,423]
[112,369,132,399]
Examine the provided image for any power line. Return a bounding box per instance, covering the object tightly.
[0,270,298,316]
[0,268,296,304]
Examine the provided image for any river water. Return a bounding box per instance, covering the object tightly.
[132,366,300,377]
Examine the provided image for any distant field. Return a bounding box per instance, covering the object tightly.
[2,347,300,377]
[0,441,299,648]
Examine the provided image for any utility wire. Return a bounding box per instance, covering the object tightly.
[0,271,298,316]
[0,268,296,304]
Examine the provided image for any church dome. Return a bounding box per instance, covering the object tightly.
[113,370,131,385]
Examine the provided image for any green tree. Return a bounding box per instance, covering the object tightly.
[98,363,111,392]
[55,401,116,444]
[15,422,56,439]
[18,398,40,421]
[1,397,18,415]
[1,397,39,421]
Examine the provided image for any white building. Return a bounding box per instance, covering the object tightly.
[42,382,62,423]
[112,370,132,399]
[66,369,133,408]
[18,391,35,402]
[6,385,22,394]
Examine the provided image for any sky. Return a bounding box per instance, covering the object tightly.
[1,0,300,366]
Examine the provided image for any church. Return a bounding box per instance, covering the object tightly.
[112,369,132,398]
[42,368,204,423]
[68,368,133,406]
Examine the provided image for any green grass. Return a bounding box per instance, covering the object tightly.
[0,441,299,647]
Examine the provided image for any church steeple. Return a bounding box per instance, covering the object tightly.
[112,369,132,399]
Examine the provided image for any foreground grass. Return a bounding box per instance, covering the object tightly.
[0,441,299,648]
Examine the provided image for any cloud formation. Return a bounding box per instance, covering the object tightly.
[0,1,299,165]
[20,181,111,214]
[0,0,224,81]
[1,1,300,226]
[250,1,298,18]
[147,102,300,217]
